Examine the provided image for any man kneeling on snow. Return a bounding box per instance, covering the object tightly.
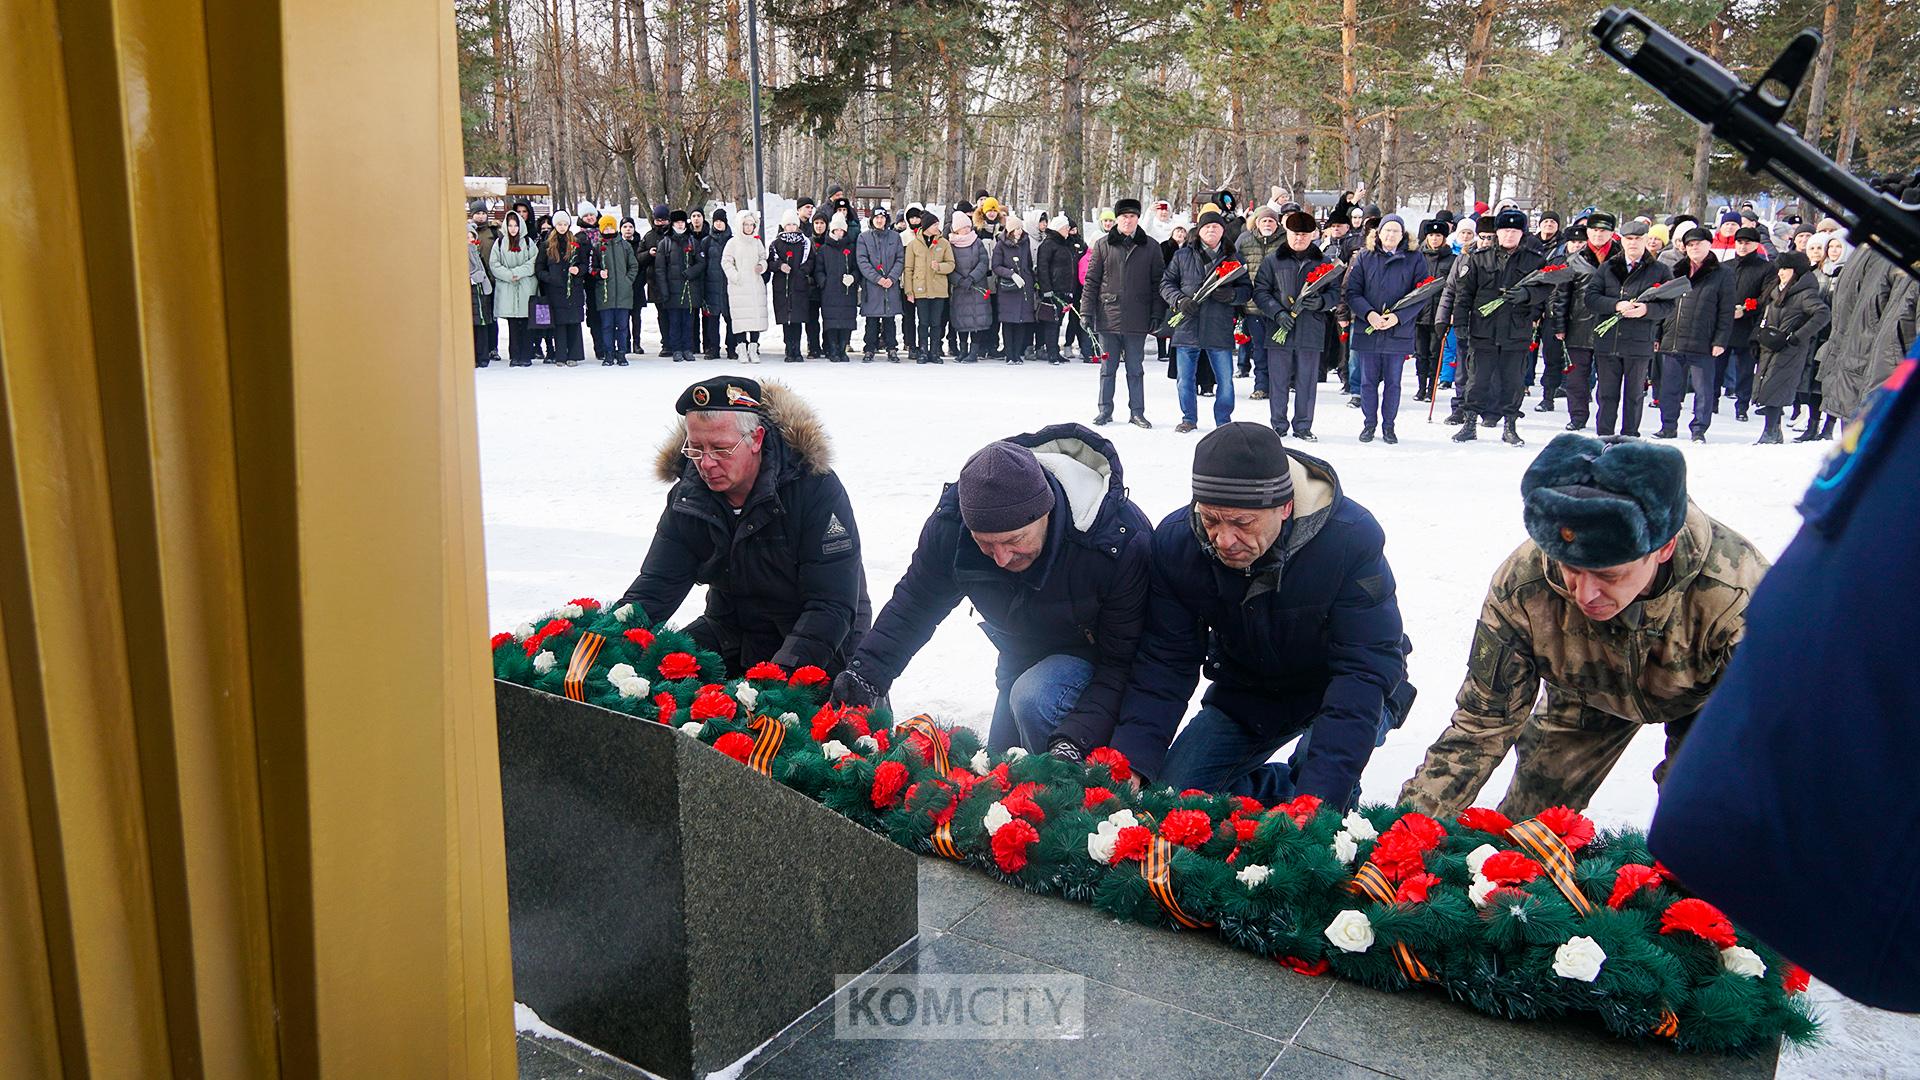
[617,377,871,675]
[1108,423,1414,809]
[828,426,1151,757]
[1399,434,1767,820]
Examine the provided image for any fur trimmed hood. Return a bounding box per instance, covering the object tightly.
[653,380,833,484]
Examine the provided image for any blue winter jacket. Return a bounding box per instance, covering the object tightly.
[1160,238,1249,350]
[846,425,1153,751]
[1109,449,1411,803]
[1344,240,1428,352]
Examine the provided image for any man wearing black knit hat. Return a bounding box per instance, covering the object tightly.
[1109,423,1413,808]
[831,427,1152,758]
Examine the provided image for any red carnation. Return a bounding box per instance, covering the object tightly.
[713,731,755,763]
[1394,872,1442,904]
[1541,263,1569,273]
[524,618,572,655]
[567,597,601,612]
[839,706,873,738]
[1087,746,1131,781]
[653,692,677,725]
[1235,797,1264,816]
[1000,787,1045,825]
[1390,812,1446,851]
[1280,956,1330,977]
[991,818,1041,873]
[1413,275,1437,288]
[1743,297,1758,311]
[691,687,738,721]
[1607,863,1665,909]
[1233,817,1259,842]
[1083,786,1116,809]
[1660,897,1737,949]
[1179,789,1209,798]
[984,762,1013,792]
[809,704,844,743]
[1304,262,1335,285]
[1652,860,1676,882]
[1534,806,1595,851]
[743,661,788,681]
[1784,963,1810,995]
[624,627,655,650]
[658,652,699,680]
[1279,794,1323,828]
[1161,809,1216,849]
[906,723,950,766]
[490,631,513,650]
[1110,825,1152,863]
[1214,260,1244,278]
[1233,331,1250,345]
[1482,850,1544,885]
[871,760,910,809]
[1370,830,1429,882]
[1456,807,1514,835]
[870,727,889,752]
[789,665,829,687]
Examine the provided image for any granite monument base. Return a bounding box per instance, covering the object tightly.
[495,680,918,1079]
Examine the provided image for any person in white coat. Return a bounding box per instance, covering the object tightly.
[722,210,772,363]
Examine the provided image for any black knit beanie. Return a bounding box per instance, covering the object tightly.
[958,442,1054,533]
[1192,423,1293,509]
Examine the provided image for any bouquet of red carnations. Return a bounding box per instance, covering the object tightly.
[1271,262,1344,345]
[1167,260,1247,327]
[1477,263,1581,317]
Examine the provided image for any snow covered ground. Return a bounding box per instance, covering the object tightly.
[476,350,1915,1077]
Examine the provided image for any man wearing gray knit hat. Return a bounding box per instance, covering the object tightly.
[1108,423,1414,809]
[831,425,1153,758]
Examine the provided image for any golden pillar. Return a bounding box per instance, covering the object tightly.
[0,0,514,1075]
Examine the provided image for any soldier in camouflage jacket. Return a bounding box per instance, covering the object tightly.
[1399,435,1767,820]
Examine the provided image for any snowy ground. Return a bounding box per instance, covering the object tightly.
[476,345,1915,1077]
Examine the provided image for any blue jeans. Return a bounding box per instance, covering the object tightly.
[599,307,631,360]
[1158,701,1400,810]
[1241,315,1270,392]
[1658,352,1716,435]
[1354,350,1405,428]
[1177,346,1236,425]
[985,654,1094,754]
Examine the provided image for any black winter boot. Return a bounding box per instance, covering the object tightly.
[1382,424,1398,444]
[1451,420,1478,443]
[1502,418,1525,446]
[1756,413,1783,444]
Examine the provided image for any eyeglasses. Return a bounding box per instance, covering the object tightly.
[680,435,752,461]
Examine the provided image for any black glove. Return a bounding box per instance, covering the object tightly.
[1177,295,1198,317]
[1047,736,1085,764]
[828,668,880,710]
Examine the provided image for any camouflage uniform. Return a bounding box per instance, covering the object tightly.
[1399,504,1766,820]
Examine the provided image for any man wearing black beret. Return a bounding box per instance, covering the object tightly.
[617,377,872,675]
[1400,434,1767,818]
[1109,423,1414,808]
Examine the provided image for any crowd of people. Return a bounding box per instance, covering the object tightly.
[467,182,1915,446]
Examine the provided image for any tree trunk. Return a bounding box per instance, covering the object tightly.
[489,0,507,142]
[1800,0,1841,148]
[1834,0,1885,169]
[1689,8,1729,216]
[663,0,687,202]
[1340,0,1359,187]
[1380,108,1399,211]
[1059,6,1089,221]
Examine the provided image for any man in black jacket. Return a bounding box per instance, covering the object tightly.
[1656,227,1735,442]
[1584,221,1673,437]
[1253,211,1341,440]
[637,204,671,355]
[1723,227,1776,421]
[1452,207,1551,446]
[1109,423,1412,808]
[618,377,871,675]
[1552,211,1619,431]
[1036,215,1081,365]
[830,428,1152,757]
[1082,198,1166,428]
[1412,219,1456,403]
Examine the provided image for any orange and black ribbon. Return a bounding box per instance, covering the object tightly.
[1345,863,1437,984]
[1652,1009,1680,1038]
[930,822,963,861]
[1507,818,1594,917]
[563,632,606,702]
[1143,838,1212,929]
[746,713,785,776]
[895,714,950,776]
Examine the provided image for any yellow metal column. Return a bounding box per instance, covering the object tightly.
[0,0,515,1073]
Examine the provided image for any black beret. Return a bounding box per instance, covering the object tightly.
[1114,197,1143,217]
[675,377,766,416]
[1494,208,1529,231]
[1586,211,1617,231]
[1523,434,1688,570]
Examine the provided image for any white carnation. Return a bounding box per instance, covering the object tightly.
[1553,936,1608,982]
[971,749,990,773]
[1331,831,1359,866]
[1005,746,1029,761]
[678,721,705,736]
[1465,843,1500,876]
[780,712,801,727]
[1468,874,1500,908]
[1720,946,1766,979]
[1086,827,1119,864]
[532,650,557,675]
[1105,809,1140,830]
[512,622,535,641]
[982,801,1014,834]
[1324,909,1375,953]
[820,740,851,761]
[734,683,759,710]
[1341,812,1378,841]
[613,603,635,624]
[856,735,880,753]
[1236,863,1272,888]
[557,603,584,619]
